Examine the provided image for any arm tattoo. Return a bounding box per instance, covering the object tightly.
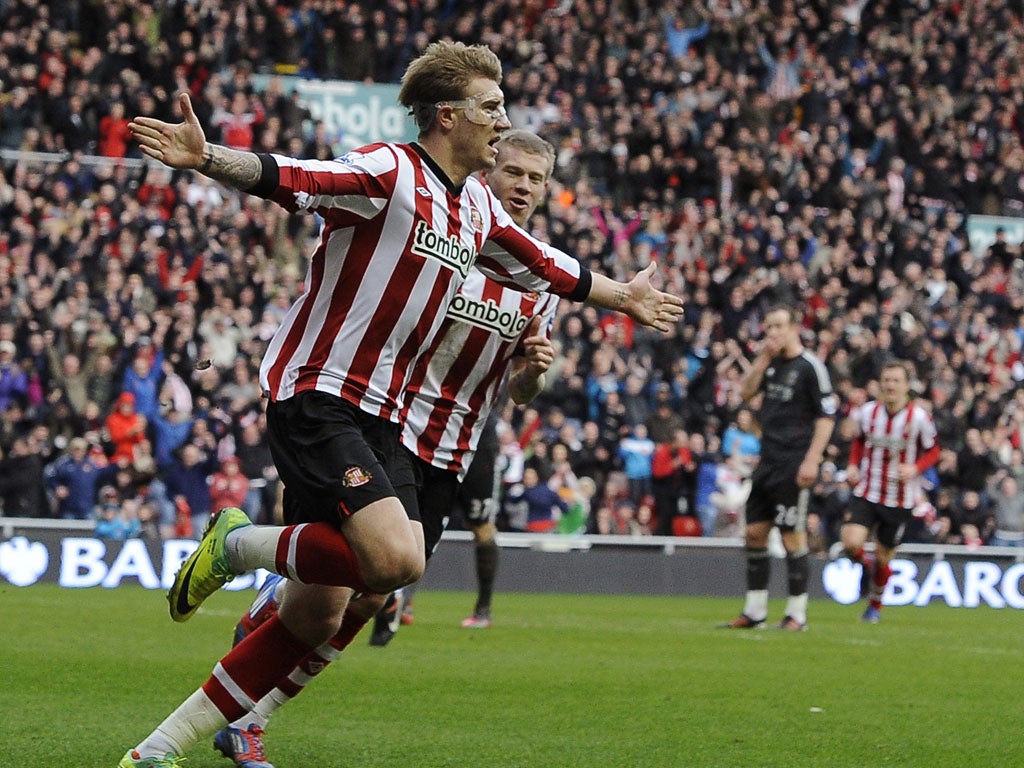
[612,288,628,308]
[199,144,262,191]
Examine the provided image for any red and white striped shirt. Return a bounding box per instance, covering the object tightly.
[849,400,939,509]
[399,270,560,479]
[255,144,585,421]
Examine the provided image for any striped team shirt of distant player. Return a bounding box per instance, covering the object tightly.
[400,269,560,479]
[848,400,939,509]
[252,143,587,422]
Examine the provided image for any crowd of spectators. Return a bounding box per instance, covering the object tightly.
[2,0,1024,551]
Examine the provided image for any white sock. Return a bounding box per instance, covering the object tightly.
[231,687,289,731]
[742,590,769,622]
[135,688,227,757]
[785,593,808,625]
[226,527,287,574]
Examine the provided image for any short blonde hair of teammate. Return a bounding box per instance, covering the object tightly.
[399,41,503,132]
[495,129,556,180]
[880,358,912,381]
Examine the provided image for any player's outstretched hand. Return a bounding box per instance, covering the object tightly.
[627,262,684,332]
[129,92,207,170]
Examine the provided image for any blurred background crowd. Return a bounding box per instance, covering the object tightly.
[2,0,1024,552]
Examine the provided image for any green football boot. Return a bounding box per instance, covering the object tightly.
[168,507,252,622]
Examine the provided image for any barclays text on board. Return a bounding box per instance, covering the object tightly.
[821,556,1024,609]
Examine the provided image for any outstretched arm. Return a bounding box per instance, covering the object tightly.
[586,262,684,333]
[129,92,262,192]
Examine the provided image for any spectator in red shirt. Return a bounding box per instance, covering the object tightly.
[105,391,147,463]
[211,91,265,151]
[651,427,695,535]
[98,102,131,157]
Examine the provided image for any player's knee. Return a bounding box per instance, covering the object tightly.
[361,545,425,592]
[840,535,863,558]
[281,602,345,646]
[345,591,391,621]
[745,530,768,548]
[473,522,496,544]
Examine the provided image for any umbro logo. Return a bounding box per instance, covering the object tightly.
[416,186,431,197]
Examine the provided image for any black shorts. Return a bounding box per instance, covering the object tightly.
[745,461,809,532]
[266,391,418,526]
[412,456,460,559]
[454,423,501,528]
[845,495,912,548]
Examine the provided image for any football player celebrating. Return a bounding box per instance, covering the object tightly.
[120,37,682,764]
[211,129,563,768]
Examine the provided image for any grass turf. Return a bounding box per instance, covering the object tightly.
[1,583,1021,767]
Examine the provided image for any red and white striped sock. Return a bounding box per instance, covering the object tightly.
[203,614,314,724]
[229,522,369,593]
[869,562,892,605]
[231,598,378,730]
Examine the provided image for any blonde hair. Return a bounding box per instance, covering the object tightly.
[496,130,556,178]
[399,41,503,132]
[880,358,912,380]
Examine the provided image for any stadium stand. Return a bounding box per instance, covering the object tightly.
[1,0,1023,550]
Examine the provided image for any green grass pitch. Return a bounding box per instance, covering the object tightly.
[1,583,1021,767]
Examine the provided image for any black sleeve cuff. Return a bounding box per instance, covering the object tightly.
[568,268,592,302]
[247,153,280,198]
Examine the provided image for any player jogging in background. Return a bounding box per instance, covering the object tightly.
[722,304,836,632]
[212,130,562,767]
[840,359,939,623]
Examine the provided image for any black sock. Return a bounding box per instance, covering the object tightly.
[747,546,770,591]
[475,539,499,613]
[787,551,809,596]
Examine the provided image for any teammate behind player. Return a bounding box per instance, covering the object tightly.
[840,360,939,623]
[367,131,559,645]
[430,128,558,630]
[722,304,836,631]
